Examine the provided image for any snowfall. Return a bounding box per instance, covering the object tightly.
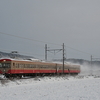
[0,64,100,100]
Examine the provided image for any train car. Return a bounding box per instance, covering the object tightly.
[0,58,80,78]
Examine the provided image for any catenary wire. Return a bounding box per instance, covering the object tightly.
[0,31,96,57]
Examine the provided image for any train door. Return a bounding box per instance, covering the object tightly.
[2,63,7,74]
[2,62,11,74]
[56,64,57,74]
[20,63,24,73]
[0,63,2,74]
[12,62,15,74]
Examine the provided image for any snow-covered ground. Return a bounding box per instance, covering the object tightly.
[1,63,100,100]
[0,75,100,100]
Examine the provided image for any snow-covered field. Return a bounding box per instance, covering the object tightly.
[0,75,100,100]
[1,64,100,100]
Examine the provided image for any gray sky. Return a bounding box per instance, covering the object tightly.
[0,0,100,60]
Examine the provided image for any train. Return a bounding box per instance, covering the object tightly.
[0,58,80,78]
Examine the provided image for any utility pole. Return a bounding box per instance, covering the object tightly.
[62,43,65,74]
[45,43,65,74]
[91,55,92,75]
[45,44,47,61]
[91,55,92,67]
[45,44,62,61]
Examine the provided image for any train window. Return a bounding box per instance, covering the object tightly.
[25,64,28,68]
[43,65,47,68]
[32,64,36,68]
[13,63,15,67]
[21,64,23,67]
[16,63,18,67]
[20,64,22,68]
[26,64,28,68]
[0,63,2,67]
[29,64,31,68]
[15,63,17,67]
[25,64,27,68]
[23,64,25,68]
[8,64,10,67]
[21,64,23,68]
[31,64,33,68]
[17,64,19,68]
[1,63,11,68]
[39,65,43,68]
[3,63,5,66]
[19,64,21,68]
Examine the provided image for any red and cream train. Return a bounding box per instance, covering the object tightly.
[0,58,80,78]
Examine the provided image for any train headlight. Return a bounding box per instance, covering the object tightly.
[3,60,6,62]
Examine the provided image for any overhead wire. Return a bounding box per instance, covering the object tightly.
[64,45,92,56]
[0,32,61,46]
[0,31,97,59]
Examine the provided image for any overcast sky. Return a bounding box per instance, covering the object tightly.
[0,0,100,60]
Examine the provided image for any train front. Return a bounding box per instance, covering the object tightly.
[0,59,11,76]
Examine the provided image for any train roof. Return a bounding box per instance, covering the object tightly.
[0,58,41,62]
[0,58,12,61]
[0,58,80,67]
[0,58,56,64]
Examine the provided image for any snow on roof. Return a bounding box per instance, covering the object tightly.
[0,57,42,62]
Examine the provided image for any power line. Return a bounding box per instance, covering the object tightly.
[0,31,97,57]
[64,45,92,56]
[0,32,61,46]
